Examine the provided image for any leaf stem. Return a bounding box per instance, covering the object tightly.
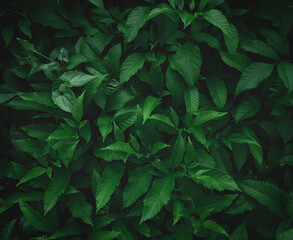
[33,50,59,64]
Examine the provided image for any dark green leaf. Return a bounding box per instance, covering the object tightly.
[95,162,125,212]
[44,168,71,215]
[124,7,150,43]
[277,62,293,94]
[235,62,274,96]
[120,53,145,85]
[239,180,287,215]
[207,76,227,109]
[170,132,185,170]
[169,42,202,86]
[242,40,279,60]
[140,175,174,223]
[19,202,55,233]
[123,165,152,208]
[67,193,93,225]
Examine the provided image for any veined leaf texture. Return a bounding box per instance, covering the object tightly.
[1,0,292,239]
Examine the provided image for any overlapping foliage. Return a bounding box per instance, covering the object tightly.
[0,0,293,239]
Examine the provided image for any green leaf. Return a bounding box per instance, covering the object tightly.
[12,139,43,157]
[225,194,257,214]
[260,28,290,56]
[191,168,241,191]
[86,31,113,55]
[60,71,98,87]
[228,133,261,148]
[203,9,230,36]
[276,115,293,143]
[17,167,46,186]
[202,220,229,237]
[151,160,170,174]
[224,23,239,53]
[120,53,145,85]
[20,92,55,107]
[278,229,293,240]
[165,67,184,106]
[124,7,150,43]
[279,155,293,166]
[193,32,221,50]
[95,162,125,212]
[72,92,84,123]
[195,194,238,216]
[67,193,93,226]
[67,54,89,70]
[147,5,174,20]
[239,180,287,215]
[143,96,161,124]
[19,202,55,233]
[149,114,175,128]
[170,132,185,170]
[103,43,121,79]
[151,142,170,155]
[17,18,32,38]
[169,42,202,86]
[230,223,248,240]
[49,219,82,239]
[232,143,248,171]
[89,0,104,8]
[113,122,125,142]
[220,51,251,72]
[101,142,137,155]
[114,109,137,131]
[277,62,293,94]
[235,62,274,96]
[52,88,76,113]
[47,129,72,140]
[206,76,227,109]
[84,76,105,107]
[106,90,135,111]
[0,219,16,240]
[88,231,120,240]
[192,110,227,126]
[97,114,113,141]
[184,137,196,164]
[170,107,179,128]
[184,86,199,113]
[31,8,70,29]
[140,175,175,223]
[1,25,14,46]
[242,40,279,60]
[44,168,71,215]
[178,11,197,29]
[173,200,187,225]
[234,98,260,123]
[123,165,152,208]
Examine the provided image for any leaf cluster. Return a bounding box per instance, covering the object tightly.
[1,0,293,239]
